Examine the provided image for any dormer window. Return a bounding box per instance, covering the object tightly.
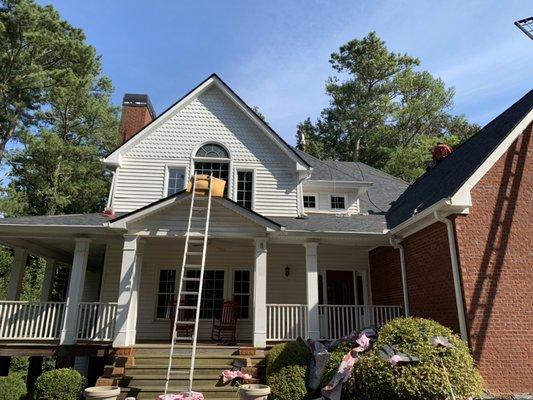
[331,195,346,210]
[194,143,230,196]
[303,195,317,209]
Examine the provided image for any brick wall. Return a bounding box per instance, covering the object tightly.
[454,123,532,393]
[369,246,404,307]
[402,222,460,333]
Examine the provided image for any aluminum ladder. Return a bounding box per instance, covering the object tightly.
[164,174,213,397]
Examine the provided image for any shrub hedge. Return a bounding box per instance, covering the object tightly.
[322,317,484,400]
[266,341,312,400]
[0,374,26,400]
[34,368,86,400]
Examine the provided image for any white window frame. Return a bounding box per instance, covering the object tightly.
[232,268,252,320]
[330,194,347,210]
[303,192,319,210]
[189,142,232,198]
[234,167,256,210]
[163,164,189,197]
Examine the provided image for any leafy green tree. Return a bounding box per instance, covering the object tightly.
[0,0,104,155]
[1,42,118,216]
[300,32,479,181]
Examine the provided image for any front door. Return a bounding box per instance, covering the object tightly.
[326,271,355,305]
[325,271,356,338]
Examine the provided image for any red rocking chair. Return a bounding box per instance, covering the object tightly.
[211,301,239,343]
[169,298,195,340]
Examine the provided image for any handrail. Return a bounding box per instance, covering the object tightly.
[76,302,118,342]
[0,301,66,340]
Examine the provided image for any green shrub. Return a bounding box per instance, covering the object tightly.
[0,374,26,400]
[323,318,484,400]
[34,368,86,400]
[266,341,312,400]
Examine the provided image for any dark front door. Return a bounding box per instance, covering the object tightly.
[326,271,355,305]
[325,271,356,338]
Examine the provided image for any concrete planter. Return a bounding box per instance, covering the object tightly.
[84,386,121,400]
[238,384,271,400]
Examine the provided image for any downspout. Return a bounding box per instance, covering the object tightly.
[390,238,410,316]
[434,211,468,342]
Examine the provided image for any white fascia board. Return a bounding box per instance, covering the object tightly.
[451,108,533,204]
[103,78,217,165]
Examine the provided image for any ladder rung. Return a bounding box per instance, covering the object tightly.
[188,232,205,238]
[191,216,205,220]
[178,305,197,309]
[193,206,207,211]
[188,239,204,244]
[186,251,202,256]
[176,320,195,325]
[181,291,199,296]
[175,336,193,341]
[184,264,202,269]
[183,277,201,282]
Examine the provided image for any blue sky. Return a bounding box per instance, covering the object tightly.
[39,0,532,145]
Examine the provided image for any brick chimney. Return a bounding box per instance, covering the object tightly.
[120,94,155,143]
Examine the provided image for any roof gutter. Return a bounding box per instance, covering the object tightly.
[433,211,468,342]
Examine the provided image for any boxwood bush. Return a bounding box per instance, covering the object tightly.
[323,317,484,400]
[34,368,86,400]
[266,341,312,400]
[0,374,26,400]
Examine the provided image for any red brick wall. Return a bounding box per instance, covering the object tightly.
[120,105,153,143]
[454,123,532,393]
[403,222,460,333]
[369,246,404,307]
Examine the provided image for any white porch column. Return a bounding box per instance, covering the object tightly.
[60,238,91,345]
[40,258,56,302]
[6,248,28,300]
[113,235,141,348]
[253,238,267,348]
[304,242,320,340]
[129,239,145,345]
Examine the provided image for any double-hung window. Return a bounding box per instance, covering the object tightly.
[236,171,253,209]
[167,167,186,196]
[330,195,346,210]
[233,270,250,319]
[156,269,177,319]
[184,270,225,319]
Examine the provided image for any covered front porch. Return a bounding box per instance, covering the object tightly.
[0,196,403,353]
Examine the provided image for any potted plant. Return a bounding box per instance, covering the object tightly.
[84,386,121,400]
[238,384,271,400]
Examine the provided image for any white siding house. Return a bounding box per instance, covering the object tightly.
[0,74,407,351]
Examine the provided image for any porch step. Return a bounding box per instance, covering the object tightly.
[118,386,238,400]
[124,364,241,375]
[133,344,264,357]
[132,356,265,368]
[120,373,223,386]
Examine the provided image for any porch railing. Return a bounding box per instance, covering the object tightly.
[318,305,403,340]
[267,304,308,341]
[0,301,66,340]
[76,302,118,342]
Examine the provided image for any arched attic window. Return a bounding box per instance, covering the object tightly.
[193,143,230,196]
[195,143,229,158]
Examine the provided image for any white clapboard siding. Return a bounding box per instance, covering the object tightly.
[112,86,299,216]
[127,198,267,237]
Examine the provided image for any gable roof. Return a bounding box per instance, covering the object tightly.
[104,74,310,170]
[295,149,409,213]
[108,190,282,231]
[387,89,533,229]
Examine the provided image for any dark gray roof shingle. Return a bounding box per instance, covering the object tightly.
[387,89,533,229]
[0,213,119,226]
[273,214,387,233]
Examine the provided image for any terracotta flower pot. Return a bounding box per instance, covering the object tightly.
[84,386,121,400]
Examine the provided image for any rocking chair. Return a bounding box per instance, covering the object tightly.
[211,300,239,343]
[169,298,195,340]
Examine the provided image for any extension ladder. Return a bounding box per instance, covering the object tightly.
[164,174,213,397]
